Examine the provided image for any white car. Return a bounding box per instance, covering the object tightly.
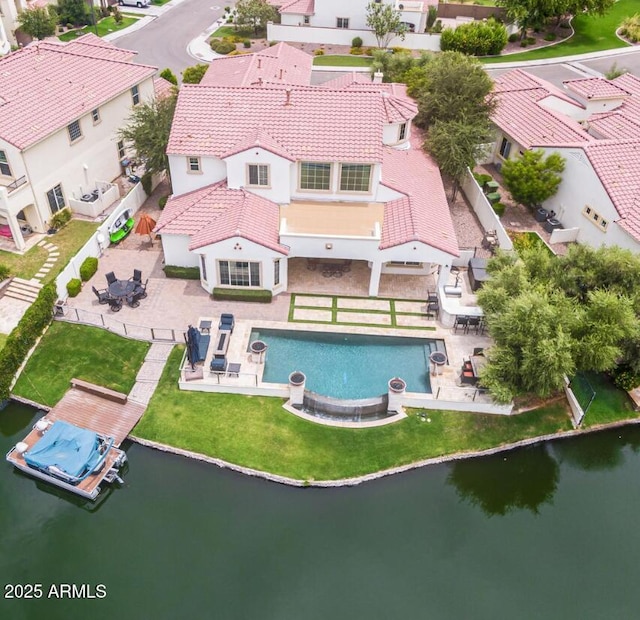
[118,0,151,7]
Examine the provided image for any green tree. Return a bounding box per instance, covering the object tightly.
[181,64,208,84]
[439,18,508,56]
[119,93,178,189]
[410,51,495,129]
[57,0,91,26]
[501,149,565,209]
[234,0,278,35]
[366,1,406,48]
[17,7,57,40]
[425,120,493,200]
[160,68,178,86]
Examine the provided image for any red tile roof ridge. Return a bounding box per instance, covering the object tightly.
[220,128,295,161]
[563,76,631,100]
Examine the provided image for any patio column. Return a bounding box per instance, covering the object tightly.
[437,263,451,289]
[368,260,382,297]
[0,188,25,251]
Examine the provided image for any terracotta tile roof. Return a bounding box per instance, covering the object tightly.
[279,0,315,14]
[220,128,294,161]
[583,140,640,242]
[153,76,175,100]
[563,77,630,100]
[200,42,313,87]
[60,33,138,62]
[493,89,591,149]
[587,111,640,140]
[155,181,287,254]
[380,125,459,256]
[492,68,582,108]
[613,73,640,96]
[0,39,156,150]
[167,84,385,162]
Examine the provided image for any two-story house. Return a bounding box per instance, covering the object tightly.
[0,34,157,250]
[155,43,459,298]
[489,69,640,254]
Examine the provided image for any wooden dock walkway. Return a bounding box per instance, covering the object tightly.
[46,382,146,447]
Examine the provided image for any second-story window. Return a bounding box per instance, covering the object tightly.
[131,85,140,106]
[300,162,331,191]
[68,120,82,143]
[91,108,100,124]
[0,150,12,177]
[188,157,201,173]
[499,137,511,159]
[337,17,349,29]
[247,164,269,186]
[339,164,372,192]
[398,123,407,141]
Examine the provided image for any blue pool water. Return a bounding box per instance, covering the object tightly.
[250,329,443,399]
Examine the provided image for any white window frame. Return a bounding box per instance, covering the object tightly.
[299,162,332,192]
[218,260,261,287]
[46,184,66,214]
[187,157,201,173]
[91,108,100,124]
[131,85,140,106]
[117,140,126,160]
[336,17,349,29]
[0,150,12,177]
[247,163,270,187]
[398,123,407,141]
[67,120,82,143]
[339,163,372,193]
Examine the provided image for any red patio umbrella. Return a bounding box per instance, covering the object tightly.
[135,213,157,247]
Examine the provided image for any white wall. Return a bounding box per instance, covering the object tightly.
[169,154,226,196]
[540,147,640,253]
[161,234,199,268]
[383,121,411,147]
[224,148,293,204]
[22,76,155,230]
[289,161,381,202]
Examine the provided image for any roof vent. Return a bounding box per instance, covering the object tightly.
[285,88,292,106]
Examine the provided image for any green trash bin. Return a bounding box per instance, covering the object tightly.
[486,191,501,204]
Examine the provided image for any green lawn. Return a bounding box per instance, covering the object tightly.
[58,15,139,42]
[574,372,637,426]
[0,333,7,351]
[12,322,149,407]
[211,25,262,39]
[133,346,576,480]
[313,55,374,67]
[485,0,636,63]
[0,220,98,284]
[510,231,555,256]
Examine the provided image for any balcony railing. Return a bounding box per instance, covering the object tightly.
[2,175,28,193]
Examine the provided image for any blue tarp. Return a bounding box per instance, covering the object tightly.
[24,421,101,479]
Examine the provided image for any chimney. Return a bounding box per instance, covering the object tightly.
[285,88,292,106]
[373,71,384,84]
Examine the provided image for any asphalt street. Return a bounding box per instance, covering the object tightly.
[116,0,228,75]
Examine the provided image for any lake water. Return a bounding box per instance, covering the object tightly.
[2,401,640,619]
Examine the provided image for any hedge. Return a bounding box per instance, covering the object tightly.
[141,172,153,196]
[66,278,82,297]
[440,19,508,56]
[0,283,57,400]
[163,265,201,279]
[213,288,272,303]
[79,256,98,282]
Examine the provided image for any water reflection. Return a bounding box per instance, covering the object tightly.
[557,428,640,471]
[447,445,559,517]
[0,401,40,437]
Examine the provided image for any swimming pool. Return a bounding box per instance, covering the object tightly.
[250,329,445,400]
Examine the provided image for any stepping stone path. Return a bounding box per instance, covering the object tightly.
[3,240,60,303]
[127,343,174,407]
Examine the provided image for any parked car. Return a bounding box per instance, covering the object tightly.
[118,0,150,7]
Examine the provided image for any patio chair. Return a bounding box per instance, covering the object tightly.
[108,297,122,312]
[105,271,117,285]
[453,315,469,334]
[219,313,235,332]
[134,278,148,299]
[126,290,143,308]
[92,286,110,305]
[210,355,227,373]
[133,269,143,285]
[468,316,482,334]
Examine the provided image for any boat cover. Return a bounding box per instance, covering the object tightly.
[24,421,102,478]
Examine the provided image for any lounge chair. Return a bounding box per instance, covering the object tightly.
[219,313,235,332]
[210,355,227,373]
[92,286,110,305]
[105,271,117,285]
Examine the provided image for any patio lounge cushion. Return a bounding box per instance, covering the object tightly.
[197,334,210,361]
[210,356,227,372]
[219,313,235,332]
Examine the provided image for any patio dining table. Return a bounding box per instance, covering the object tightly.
[108,279,136,300]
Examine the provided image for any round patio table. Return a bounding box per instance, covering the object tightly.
[108,279,136,300]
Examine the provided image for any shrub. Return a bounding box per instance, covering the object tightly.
[520,40,529,47]
[473,173,492,188]
[440,19,508,56]
[210,38,236,54]
[620,14,640,43]
[612,366,640,391]
[365,47,375,56]
[79,256,98,282]
[432,20,443,34]
[544,32,556,42]
[0,283,57,400]
[352,36,363,48]
[492,202,506,217]
[0,264,10,281]
[224,5,230,12]
[526,36,536,45]
[66,278,82,297]
[50,208,71,230]
[159,68,178,85]
[213,288,272,303]
[159,195,169,209]
[314,48,325,56]
[113,7,123,25]
[508,33,518,43]
[559,21,571,29]
[350,47,364,55]
[427,5,437,30]
[243,39,251,48]
[182,63,208,84]
[141,172,152,196]
[163,265,201,279]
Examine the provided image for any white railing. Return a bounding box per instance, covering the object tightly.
[550,227,580,244]
[69,181,120,218]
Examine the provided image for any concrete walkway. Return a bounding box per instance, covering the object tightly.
[128,342,174,406]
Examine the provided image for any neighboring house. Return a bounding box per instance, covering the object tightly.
[489,69,640,253]
[0,34,158,250]
[155,43,459,298]
[0,0,24,53]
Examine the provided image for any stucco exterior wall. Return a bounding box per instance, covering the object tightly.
[169,154,226,196]
[161,234,199,268]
